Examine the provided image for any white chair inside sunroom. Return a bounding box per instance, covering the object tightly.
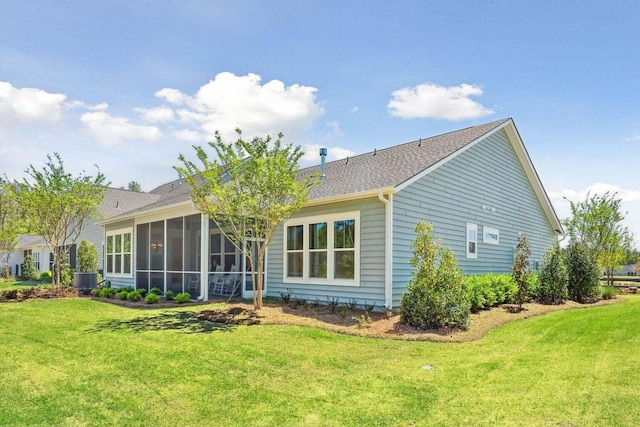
[220,264,240,296]
[209,265,225,295]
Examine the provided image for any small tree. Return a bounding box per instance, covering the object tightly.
[400,222,470,329]
[20,255,39,281]
[537,245,568,304]
[176,129,318,309]
[563,191,634,285]
[7,153,108,287]
[0,179,24,278]
[77,240,99,273]
[565,240,600,303]
[512,234,532,310]
[127,181,142,192]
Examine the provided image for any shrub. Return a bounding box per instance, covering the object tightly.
[145,293,160,304]
[90,288,101,297]
[164,290,175,301]
[77,240,99,272]
[20,255,39,281]
[137,288,148,298]
[527,274,539,301]
[537,245,569,305]
[512,234,532,310]
[601,286,617,300]
[149,287,163,296]
[127,290,142,301]
[464,274,518,312]
[117,290,130,300]
[400,222,470,330]
[565,240,600,303]
[39,270,52,283]
[175,292,191,303]
[99,287,116,298]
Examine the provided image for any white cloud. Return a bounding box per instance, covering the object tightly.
[351,106,359,113]
[136,107,175,123]
[0,81,67,126]
[324,121,344,139]
[155,72,324,141]
[81,111,162,146]
[173,129,203,142]
[388,82,494,120]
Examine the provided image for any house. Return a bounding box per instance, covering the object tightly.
[10,187,158,278]
[100,118,563,309]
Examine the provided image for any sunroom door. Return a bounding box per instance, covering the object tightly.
[242,238,266,299]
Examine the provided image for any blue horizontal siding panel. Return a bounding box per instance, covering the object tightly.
[266,196,387,308]
[392,129,557,307]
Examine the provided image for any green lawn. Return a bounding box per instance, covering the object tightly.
[0,279,42,290]
[1,296,639,426]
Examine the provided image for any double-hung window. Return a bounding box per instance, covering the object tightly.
[106,228,132,276]
[284,212,359,285]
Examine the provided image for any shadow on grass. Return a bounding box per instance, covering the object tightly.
[87,311,236,334]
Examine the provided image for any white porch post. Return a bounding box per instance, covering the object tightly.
[200,213,209,300]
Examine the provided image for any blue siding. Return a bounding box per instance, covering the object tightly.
[266,197,386,308]
[392,129,557,307]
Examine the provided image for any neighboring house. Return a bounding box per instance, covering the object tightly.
[100,118,563,309]
[11,187,158,278]
[9,235,51,277]
[611,264,637,276]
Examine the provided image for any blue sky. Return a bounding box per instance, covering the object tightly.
[1,1,640,240]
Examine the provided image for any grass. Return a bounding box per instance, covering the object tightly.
[0,278,43,290]
[1,296,639,426]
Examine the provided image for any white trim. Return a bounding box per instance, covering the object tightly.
[377,192,393,309]
[105,227,133,278]
[483,226,500,245]
[283,211,360,286]
[466,223,478,259]
[304,188,395,207]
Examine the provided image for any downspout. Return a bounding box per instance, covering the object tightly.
[378,192,393,310]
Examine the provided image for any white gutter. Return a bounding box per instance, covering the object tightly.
[378,192,393,310]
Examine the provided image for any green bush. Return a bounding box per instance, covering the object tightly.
[538,245,568,304]
[39,270,52,283]
[137,288,148,298]
[600,286,617,300]
[164,290,175,301]
[527,274,539,301]
[464,274,517,312]
[565,241,600,303]
[99,287,116,298]
[77,240,99,273]
[90,288,101,297]
[149,287,163,296]
[20,255,39,281]
[400,222,470,330]
[127,290,142,301]
[175,292,191,304]
[145,293,160,304]
[512,234,532,309]
[117,290,130,300]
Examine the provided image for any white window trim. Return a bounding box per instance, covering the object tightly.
[483,226,500,245]
[466,223,477,259]
[106,227,133,278]
[283,211,360,286]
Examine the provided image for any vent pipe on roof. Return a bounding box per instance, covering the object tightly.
[319,147,327,180]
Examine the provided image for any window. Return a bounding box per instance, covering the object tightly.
[483,226,499,245]
[32,252,40,271]
[284,212,359,285]
[106,228,132,276]
[466,223,477,259]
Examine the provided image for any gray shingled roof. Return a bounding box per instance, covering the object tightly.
[16,234,47,247]
[101,187,161,220]
[104,119,511,222]
[301,118,510,200]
